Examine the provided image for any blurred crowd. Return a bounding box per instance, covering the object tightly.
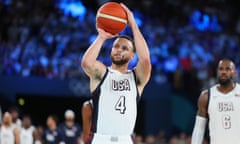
[1,0,240,88]
[0,105,210,144]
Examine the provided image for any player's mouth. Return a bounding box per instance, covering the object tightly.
[114,54,123,58]
[219,76,228,80]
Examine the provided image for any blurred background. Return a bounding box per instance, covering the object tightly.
[1,0,240,143]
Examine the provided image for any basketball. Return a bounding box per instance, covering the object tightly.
[96,2,127,34]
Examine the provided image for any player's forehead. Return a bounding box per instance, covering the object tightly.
[113,37,133,47]
[3,112,11,118]
[218,60,234,69]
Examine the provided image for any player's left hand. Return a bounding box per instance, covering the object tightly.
[120,3,136,28]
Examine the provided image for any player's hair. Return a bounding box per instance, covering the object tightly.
[117,35,136,52]
[8,106,20,113]
[48,114,59,124]
[22,114,31,120]
[218,58,235,69]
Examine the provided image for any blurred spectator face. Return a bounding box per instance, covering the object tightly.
[65,116,74,126]
[168,135,178,144]
[135,135,143,144]
[145,135,156,144]
[9,108,19,122]
[3,112,12,126]
[46,116,56,129]
[64,109,75,126]
[22,116,32,128]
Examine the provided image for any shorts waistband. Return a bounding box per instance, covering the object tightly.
[93,133,132,142]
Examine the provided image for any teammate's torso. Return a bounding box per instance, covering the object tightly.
[92,67,139,135]
[20,127,34,144]
[208,83,240,144]
[0,126,15,144]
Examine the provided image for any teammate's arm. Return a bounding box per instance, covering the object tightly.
[82,100,93,144]
[121,3,151,95]
[13,128,20,144]
[191,90,208,144]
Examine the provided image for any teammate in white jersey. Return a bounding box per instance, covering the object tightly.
[20,115,39,144]
[191,59,240,144]
[0,112,20,144]
[81,3,151,144]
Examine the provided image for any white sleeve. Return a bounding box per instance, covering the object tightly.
[191,116,207,144]
[0,105,2,123]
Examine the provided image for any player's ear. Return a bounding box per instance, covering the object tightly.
[130,52,134,59]
[232,68,237,77]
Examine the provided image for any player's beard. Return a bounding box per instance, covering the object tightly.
[217,76,232,86]
[111,55,129,66]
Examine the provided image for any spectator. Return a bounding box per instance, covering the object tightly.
[58,109,82,144]
[42,114,64,144]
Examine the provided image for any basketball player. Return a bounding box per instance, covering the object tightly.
[81,3,151,144]
[191,59,240,144]
[20,114,39,144]
[8,106,22,130]
[0,112,20,144]
[81,100,92,143]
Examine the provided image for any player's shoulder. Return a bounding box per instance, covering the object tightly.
[198,88,210,105]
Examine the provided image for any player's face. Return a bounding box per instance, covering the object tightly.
[217,60,235,86]
[22,117,31,128]
[10,111,19,120]
[111,38,134,66]
[47,117,55,127]
[3,112,12,125]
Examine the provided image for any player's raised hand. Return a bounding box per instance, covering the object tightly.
[120,3,136,28]
[97,28,118,40]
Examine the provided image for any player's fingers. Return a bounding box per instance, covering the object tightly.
[120,3,132,14]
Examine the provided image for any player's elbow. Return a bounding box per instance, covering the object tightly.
[81,58,91,70]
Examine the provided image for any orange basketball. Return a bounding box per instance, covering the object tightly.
[96,2,127,34]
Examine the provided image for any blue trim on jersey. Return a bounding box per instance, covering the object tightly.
[132,69,140,102]
[91,68,109,133]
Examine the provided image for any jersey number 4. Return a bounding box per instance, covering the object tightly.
[115,96,126,114]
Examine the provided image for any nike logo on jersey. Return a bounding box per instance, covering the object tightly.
[112,79,131,91]
[234,93,240,97]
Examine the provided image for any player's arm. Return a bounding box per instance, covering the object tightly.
[13,128,20,144]
[81,100,93,144]
[191,90,208,144]
[33,129,42,144]
[121,3,151,95]
[81,29,117,91]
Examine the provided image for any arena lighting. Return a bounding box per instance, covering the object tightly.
[58,0,87,21]
[190,10,222,32]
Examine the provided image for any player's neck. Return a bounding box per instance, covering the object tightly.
[49,125,57,131]
[111,64,128,74]
[217,82,235,94]
[3,123,11,128]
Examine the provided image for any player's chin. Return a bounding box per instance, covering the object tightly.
[218,78,231,85]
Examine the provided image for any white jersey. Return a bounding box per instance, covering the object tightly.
[0,125,15,144]
[91,67,139,135]
[20,126,35,144]
[12,119,22,130]
[208,83,240,144]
